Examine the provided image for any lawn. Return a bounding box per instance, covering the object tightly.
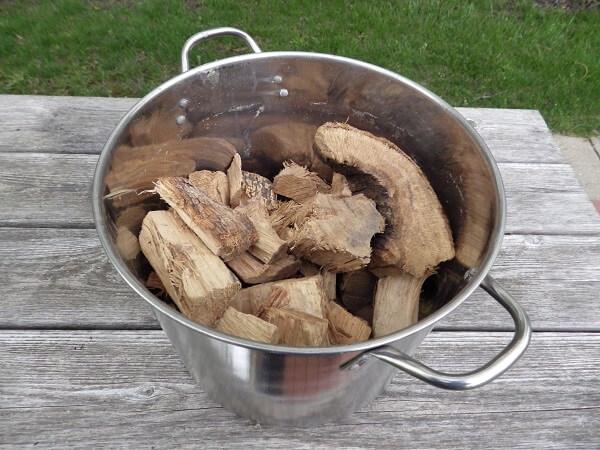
[0,0,598,135]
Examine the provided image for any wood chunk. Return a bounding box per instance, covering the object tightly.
[327,301,371,344]
[314,122,455,276]
[240,171,278,211]
[129,107,192,146]
[188,170,229,205]
[272,161,331,202]
[340,270,376,313]
[236,201,287,264]
[139,210,241,326]
[260,307,328,347]
[229,275,327,319]
[250,121,332,180]
[226,253,300,285]
[227,153,243,207]
[215,306,279,344]
[373,273,426,337]
[154,177,257,261]
[115,226,140,261]
[322,271,337,302]
[331,172,352,197]
[269,200,313,237]
[289,193,384,272]
[112,137,237,170]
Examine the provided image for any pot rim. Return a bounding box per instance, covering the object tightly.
[92,50,506,355]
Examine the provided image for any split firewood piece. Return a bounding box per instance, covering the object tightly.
[139,210,241,326]
[314,122,455,277]
[272,161,331,202]
[215,306,280,344]
[322,271,337,302]
[260,307,329,347]
[229,275,327,319]
[112,137,237,171]
[240,171,278,211]
[327,301,371,344]
[226,253,300,285]
[289,193,384,272]
[188,170,230,205]
[372,273,426,337]
[269,200,313,237]
[129,107,192,146]
[154,177,257,261]
[330,172,352,197]
[236,201,287,264]
[116,226,140,261]
[340,270,376,314]
[227,153,243,207]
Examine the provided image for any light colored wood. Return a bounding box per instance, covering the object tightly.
[373,273,426,337]
[322,271,337,302]
[240,171,278,211]
[230,275,327,319]
[115,226,140,261]
[331,172,352,196]
[269,200,313,236]
[227,153,243,207]
[188,170,230,205]
[226,253,300,285]
[215,306,279,344]
[315,122,455,276]
[340,270,377,313]
[272,161,331,202]
[289,193,385,272]
[327,301,371,344]
[236,201,287,264]
[139,210,240,326]
[154,177,257,260]
[260,307,329,346]
[1,331,598,448]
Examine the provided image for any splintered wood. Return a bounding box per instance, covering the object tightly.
[133,121,455,346]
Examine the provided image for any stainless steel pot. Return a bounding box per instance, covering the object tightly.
[92,28,531,425]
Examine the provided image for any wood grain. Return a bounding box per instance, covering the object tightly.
[0,330,597,448]
[0,95,563,164]
[1,229,598,331]
[1,153,598,233]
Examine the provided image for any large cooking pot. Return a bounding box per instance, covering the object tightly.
[92,28,531,425]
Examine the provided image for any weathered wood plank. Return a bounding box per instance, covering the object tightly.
[1,331,597,448]
[1,229,598,331]
[0,95,563,163]
[1,153,597,233]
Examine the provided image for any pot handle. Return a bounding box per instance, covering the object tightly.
[344,275,531,390]
[181,27,262,73]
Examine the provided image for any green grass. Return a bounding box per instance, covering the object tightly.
[0,0,598,135]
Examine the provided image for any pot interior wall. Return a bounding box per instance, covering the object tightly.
[102,54,498,319]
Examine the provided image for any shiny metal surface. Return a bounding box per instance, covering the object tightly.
[347,275,532,390]
[92,28,530,425]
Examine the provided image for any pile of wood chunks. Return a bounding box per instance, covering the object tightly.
[119,121,455,346]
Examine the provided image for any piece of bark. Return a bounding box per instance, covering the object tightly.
[331,172,352,197]
[129,107,192,146]
[240,171,278,211]
[289,193,384,272]
[226,253,300,285]
[250,121,332,180]
[236,201,287,264]
[314,122,455,276]
[112,137,237,171]
[115,226,140,261]
[229,275,327,319]
[340,270,376,313]
[227,153,243,207]
[272,161,331,202]
[154,177,257,261]
[260,307,328,347]
[139,210,241,326]
[327,301,371,344]
[215,306,280,344]
[269,200,313,237]
[322,271,337,302]
[373,273,426,337]
[188,170,229,205]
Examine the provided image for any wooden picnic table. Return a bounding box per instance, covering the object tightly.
[1,95,599,448]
